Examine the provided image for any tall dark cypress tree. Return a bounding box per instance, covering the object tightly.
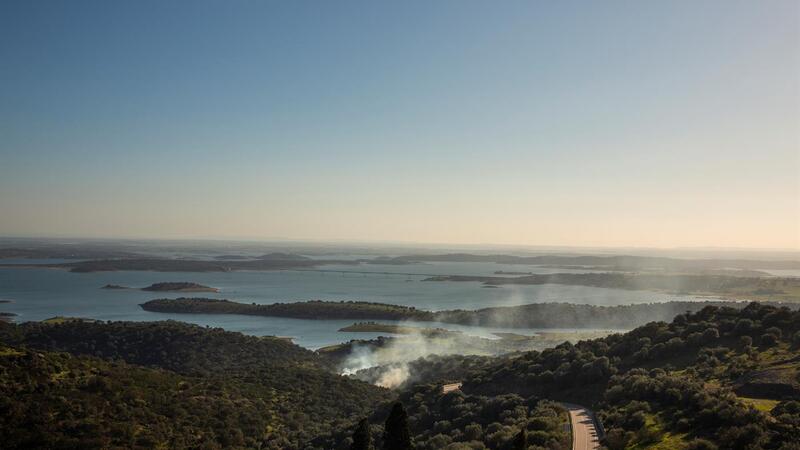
[383,402,412,450]
[512,428,527,450]
[351,418,372,450]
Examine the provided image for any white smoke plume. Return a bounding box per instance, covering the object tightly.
[338,323,501,388]
[375,365,410,389]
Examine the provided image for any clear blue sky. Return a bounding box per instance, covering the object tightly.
[1,0,798,248]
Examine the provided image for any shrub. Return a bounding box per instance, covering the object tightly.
[702,328,720,341]
[686,438,718,450]
[761,333,779,347]
[765,327,783,339]
[739,336,753,348]
[734,319,754,335]
[603,428,631,450]
[463,424,483,441]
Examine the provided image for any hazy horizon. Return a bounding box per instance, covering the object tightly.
[2,0,798,249]
[2,235,799,260]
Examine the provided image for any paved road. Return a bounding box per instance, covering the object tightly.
[442,382,462,393]
[564,403,601,450]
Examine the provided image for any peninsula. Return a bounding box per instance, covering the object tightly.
[140,298,433,321]
[138,297,792,329]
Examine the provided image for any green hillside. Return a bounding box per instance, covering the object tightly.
[0,320,391,449]
[2,302,799,449]
[354,302,800,449]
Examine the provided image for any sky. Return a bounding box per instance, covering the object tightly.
[1,0,798,249]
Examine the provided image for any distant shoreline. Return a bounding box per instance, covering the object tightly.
[4,252,799,302]
[423,272,800,303]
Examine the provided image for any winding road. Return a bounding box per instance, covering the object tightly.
[564,403,601,450]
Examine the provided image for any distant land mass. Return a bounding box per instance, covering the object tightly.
[212,253,312,261]
[424,272,800,303]
[4,249,797,276]
[138,297,796,329]
[257,252,311,261]
[4,248,798,300]
[0,246,142,260]
[21,256,353,273]
[212,254,253,260]
[372,253,800,271]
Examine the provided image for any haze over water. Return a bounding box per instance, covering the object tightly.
[1,258,700,348]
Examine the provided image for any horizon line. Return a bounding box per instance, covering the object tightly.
[1,234,798,254]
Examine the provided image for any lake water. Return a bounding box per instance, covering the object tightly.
[0,260,701,348]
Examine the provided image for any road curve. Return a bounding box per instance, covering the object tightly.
[564,403,601,450]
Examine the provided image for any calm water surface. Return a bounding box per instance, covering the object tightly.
[0,260,701,348]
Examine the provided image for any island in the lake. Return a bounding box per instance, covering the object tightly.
[102,282,219,292]
[141,282,219,292]
[40,316,101,324]
[8,248,798,302]
[141,298,434,321]
[138,296,795,329]
[338,322,452,336]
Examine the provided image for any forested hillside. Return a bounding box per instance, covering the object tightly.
[311,387,571,450]
[2,302,799,449]
[340,302,800,449]
[0,320,391,449]
[0,346,279,449]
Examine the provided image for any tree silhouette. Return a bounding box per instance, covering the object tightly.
[383,402,412,450]
[512,427,527,450]
[351,418,371,450]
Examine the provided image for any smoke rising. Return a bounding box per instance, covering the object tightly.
[338,324,500,388]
